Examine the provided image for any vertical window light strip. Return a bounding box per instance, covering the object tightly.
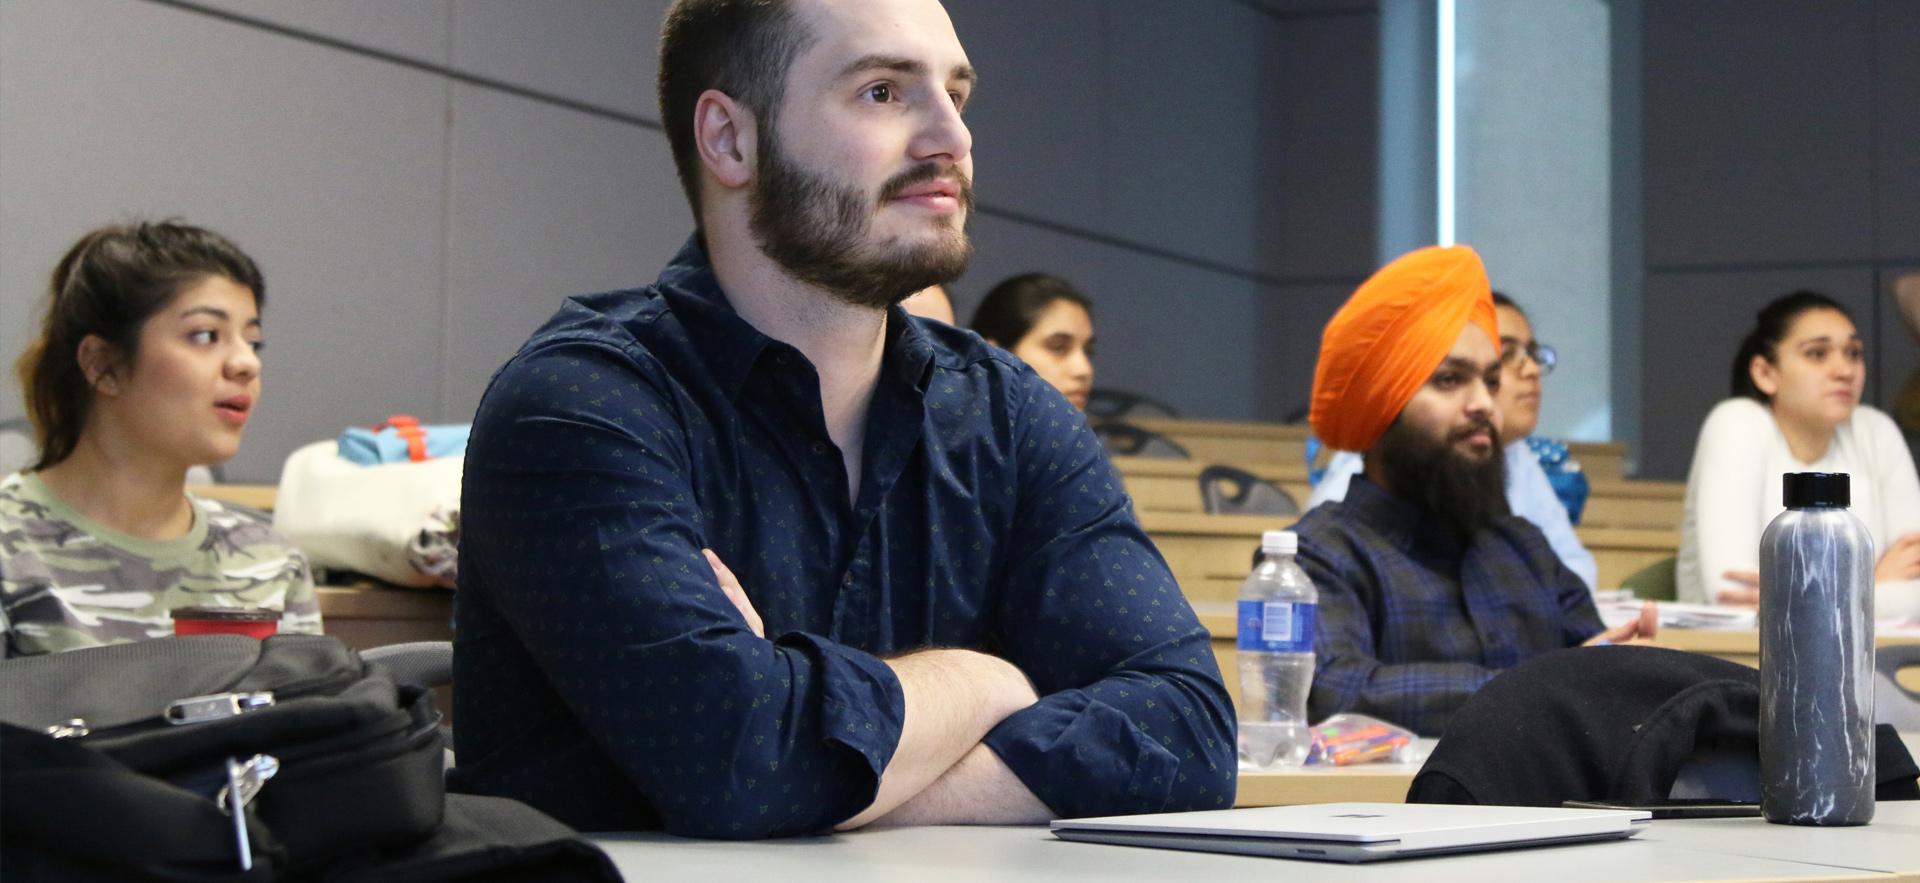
[1436,0,1457,246]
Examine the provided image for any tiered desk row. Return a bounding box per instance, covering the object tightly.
[1116,455,1684,531]
[188,417,1920,809]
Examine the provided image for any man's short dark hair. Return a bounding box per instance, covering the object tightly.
[657,0,814,223]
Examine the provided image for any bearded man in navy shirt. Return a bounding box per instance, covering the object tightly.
[447,0,1235,838]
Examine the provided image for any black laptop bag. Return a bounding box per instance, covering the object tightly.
[0,633,447,879]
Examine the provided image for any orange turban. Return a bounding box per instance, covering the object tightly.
[1308,245,1498,452]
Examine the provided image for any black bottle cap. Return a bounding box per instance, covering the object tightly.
[1782,472,1850,508]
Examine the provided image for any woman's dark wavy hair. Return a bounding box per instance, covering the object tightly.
[14,221,263,471]
[1729,289,1851,403]
[968,272,1093,348]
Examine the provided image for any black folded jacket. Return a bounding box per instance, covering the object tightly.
[1407,645,1920,806]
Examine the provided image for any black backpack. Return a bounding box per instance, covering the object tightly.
[0,634,618,881]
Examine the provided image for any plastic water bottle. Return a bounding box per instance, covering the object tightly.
[1237,530,1317,769]
[1758,472,1875,826]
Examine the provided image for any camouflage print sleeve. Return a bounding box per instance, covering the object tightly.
[195,498,324,636]
[0,475,325,655]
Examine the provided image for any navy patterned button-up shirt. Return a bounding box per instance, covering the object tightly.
[448,238,1234,838]
[1294,475,1605,736]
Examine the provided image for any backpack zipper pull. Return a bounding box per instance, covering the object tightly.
[165,691,276,725]
[43,718,89,739]
[219,753,279,872]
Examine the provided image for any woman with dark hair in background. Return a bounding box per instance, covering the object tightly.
[0,221,318,656]
[969,272,1095,410]
[1677,290,1920,610]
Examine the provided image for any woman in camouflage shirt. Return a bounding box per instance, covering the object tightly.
[1,221,319,656]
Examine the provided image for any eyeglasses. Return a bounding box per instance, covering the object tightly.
[1499,339,1557,375]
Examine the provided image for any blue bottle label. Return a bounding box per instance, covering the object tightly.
[1237,600,1315,652]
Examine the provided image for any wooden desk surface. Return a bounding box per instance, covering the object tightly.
[1114,456,1684,531]
[1588,478,1686,500]
[1138,510,1678,546]
[1125,417,1314,441]
[1111,455,1310,482]
[1140,510,1678,594]
[1233,757,1424,807]
[316,582,453,650]
[1193,601,1920,655]
[1196,599,1920,711]
[1112,456,1682,500]
[1119,417,1633,480]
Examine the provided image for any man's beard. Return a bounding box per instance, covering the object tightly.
[749,130,974,309]
[1371,415,1510,543]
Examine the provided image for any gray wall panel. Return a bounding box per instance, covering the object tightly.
[1253,282,1357,422]
[944,0,1108,238]
[189,0,452,64]
[1102,1,1266,276]
[1639,268,1875,481]
[1640,0,1875,268]
[442,85,689,422]
[952,216,1260,421]
[452,0,667,119]
[1260,11,1378,280]
[1875,0,1920,261]
[0,0,448,483]
[1246,0,1374,13]
[3,0,1367,481]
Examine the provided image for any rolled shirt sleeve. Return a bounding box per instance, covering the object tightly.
[980,377,1238,817]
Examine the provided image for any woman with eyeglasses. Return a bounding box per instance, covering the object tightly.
[1306,292,1599,590]
[1676,291,1920,608]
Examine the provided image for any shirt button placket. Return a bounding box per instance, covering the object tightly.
[829,568,858,643]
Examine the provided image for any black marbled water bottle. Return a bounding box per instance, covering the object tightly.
[1758,472,1875,826]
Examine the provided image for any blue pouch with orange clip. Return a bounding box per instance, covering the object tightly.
[337,415,470,466]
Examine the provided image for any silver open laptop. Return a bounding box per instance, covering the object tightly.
[1050,802,1651,863]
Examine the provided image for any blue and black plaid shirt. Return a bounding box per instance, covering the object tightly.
[449,238,1234,838]
[1294,476,1605,736]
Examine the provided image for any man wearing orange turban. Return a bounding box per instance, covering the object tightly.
[1285,245,1656,736]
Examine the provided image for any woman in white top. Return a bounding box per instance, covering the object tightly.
[1677,290,1920,608]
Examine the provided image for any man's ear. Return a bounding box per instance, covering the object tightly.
[76,335,122,396]
[694,89,756,191]
[1750,353,1779,398]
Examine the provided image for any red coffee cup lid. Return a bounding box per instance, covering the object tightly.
[170,606,279,622]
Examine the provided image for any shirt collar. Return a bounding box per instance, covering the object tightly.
[1342,474,1436,551]
[657,234,939,400]
[655,235,776,400]
[883,305,939,392]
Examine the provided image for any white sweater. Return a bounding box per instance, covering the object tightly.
[1676,398,1920,609]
